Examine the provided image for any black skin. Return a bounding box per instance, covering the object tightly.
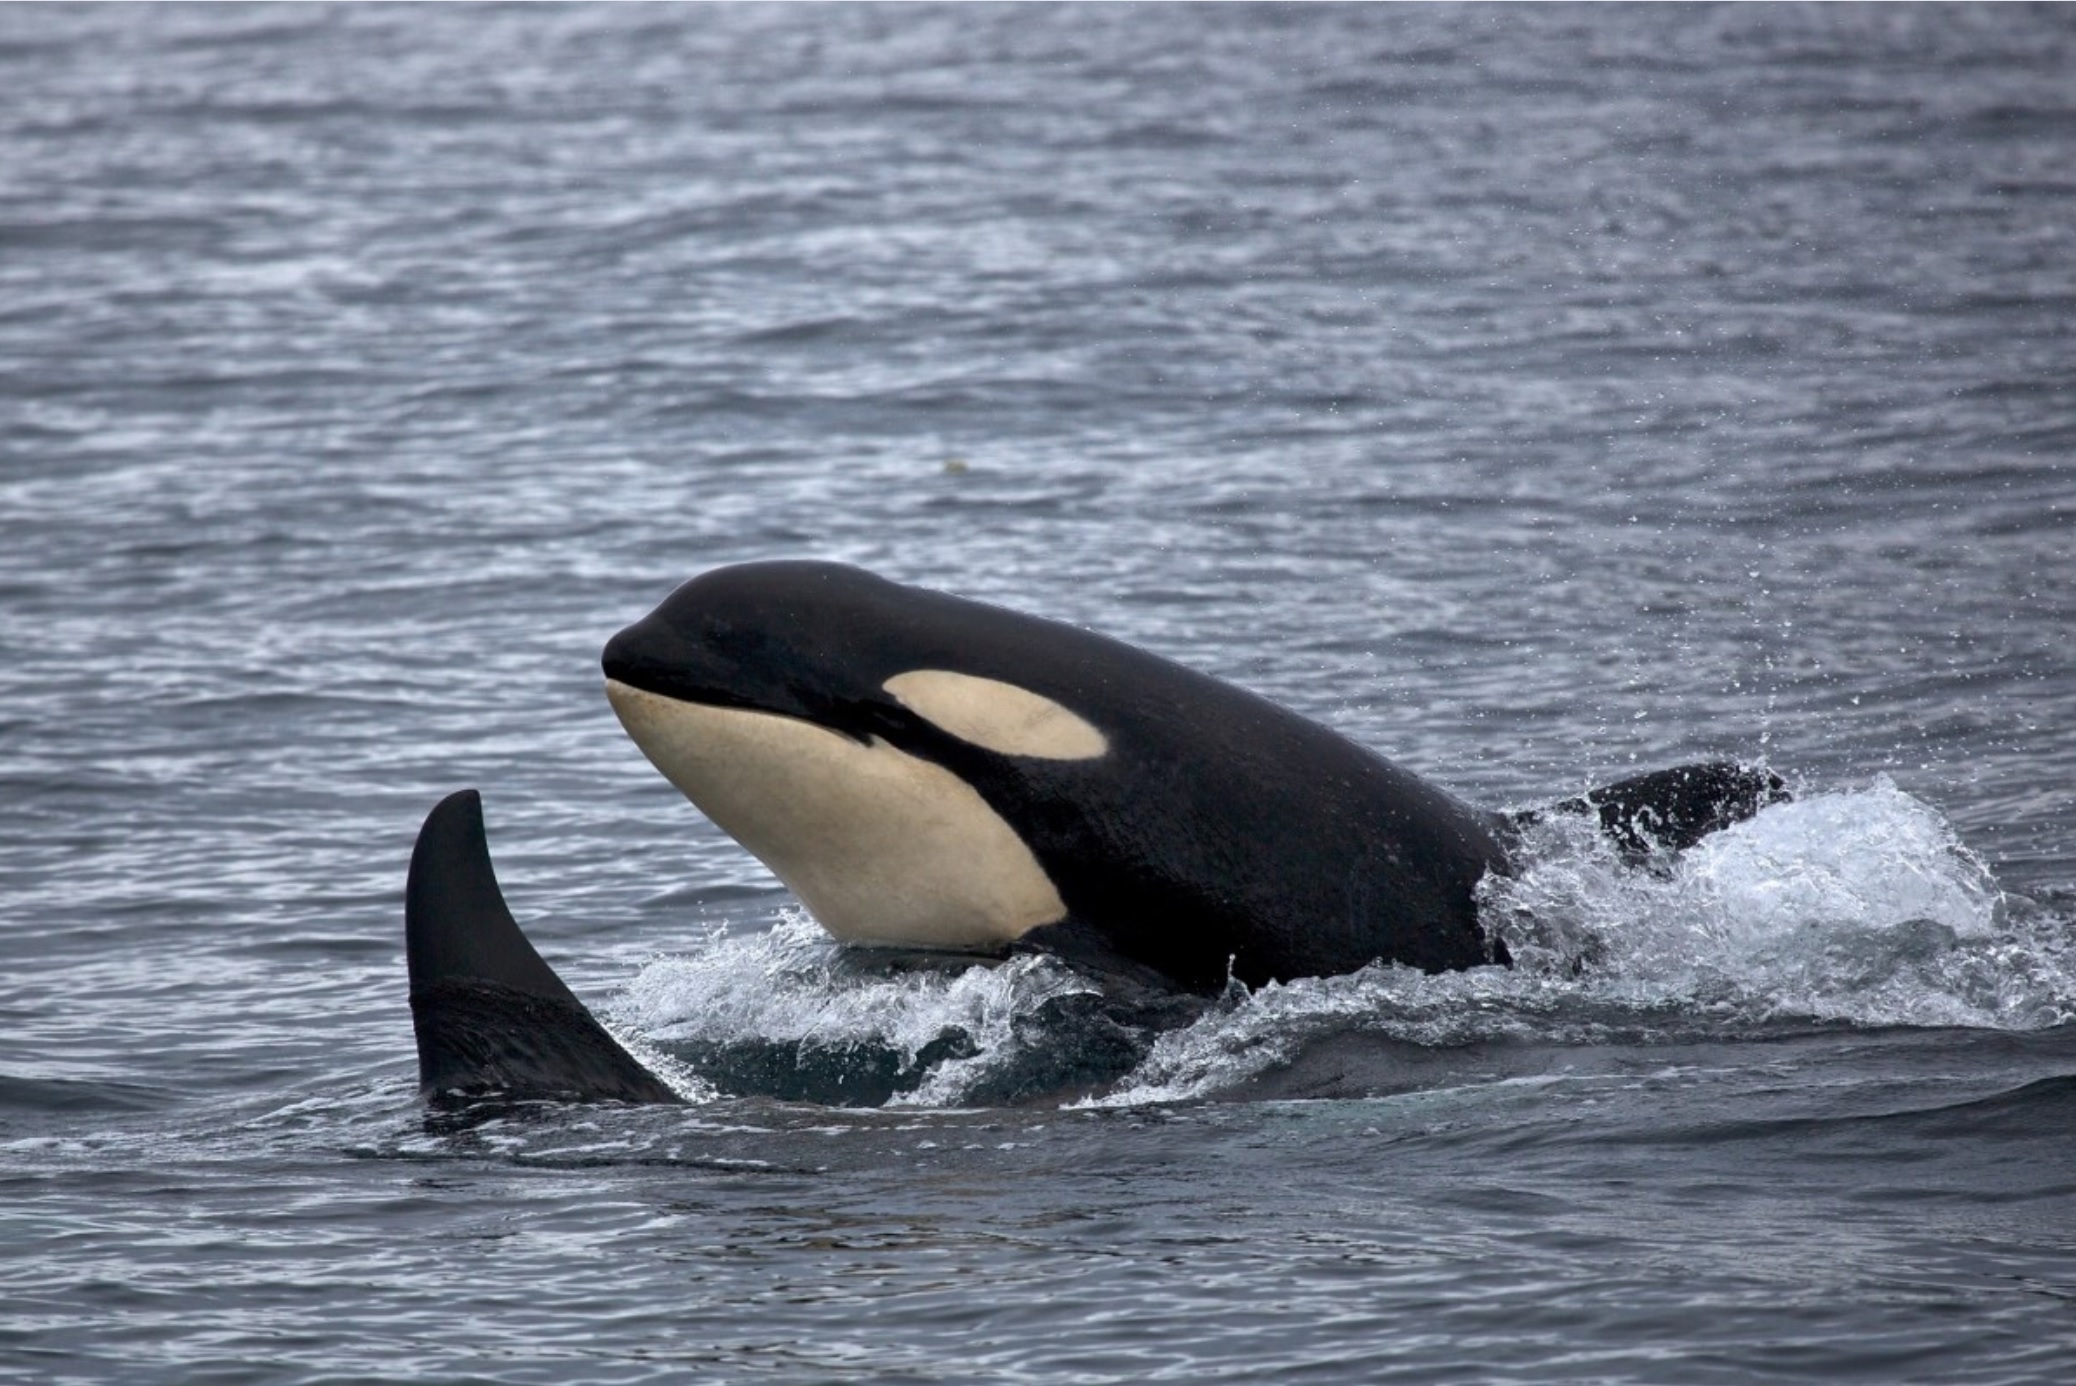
[1528,761,1791,862]
[604,561,1788,994]
[406,790,682,1106]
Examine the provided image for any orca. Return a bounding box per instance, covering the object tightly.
[602,561,1786,993]
[405,789,681,1106]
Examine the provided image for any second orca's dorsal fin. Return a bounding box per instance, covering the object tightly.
[404,790,681,1106]
[405,789,581,1006]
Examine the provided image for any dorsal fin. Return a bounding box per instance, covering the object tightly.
[405,790,681,1105]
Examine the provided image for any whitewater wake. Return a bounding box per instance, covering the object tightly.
[610,781,2073,1109]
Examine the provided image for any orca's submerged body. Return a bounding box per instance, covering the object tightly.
[403,561,1785,1104]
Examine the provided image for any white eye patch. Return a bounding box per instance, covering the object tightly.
[883,670,1108,761]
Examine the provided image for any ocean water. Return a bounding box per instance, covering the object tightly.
[3,4,2074,1381]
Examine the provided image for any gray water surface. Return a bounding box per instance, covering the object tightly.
[4,6,2074,1383]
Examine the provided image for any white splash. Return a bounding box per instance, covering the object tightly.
[608,782,2068,1110]
[1086,780,2068,1107]
[610,910,1095,1106]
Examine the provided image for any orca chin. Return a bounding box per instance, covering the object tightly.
[404,790,680,1107]
[602,561,1792,994]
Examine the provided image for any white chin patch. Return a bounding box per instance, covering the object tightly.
[882,669,1108,760]
[604,679,1067,951]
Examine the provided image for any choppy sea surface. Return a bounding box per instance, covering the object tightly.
[4,5,2074,1382]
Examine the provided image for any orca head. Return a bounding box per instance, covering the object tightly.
[601,561,1110,952]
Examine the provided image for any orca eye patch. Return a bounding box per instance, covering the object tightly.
[883,670,1108,761]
